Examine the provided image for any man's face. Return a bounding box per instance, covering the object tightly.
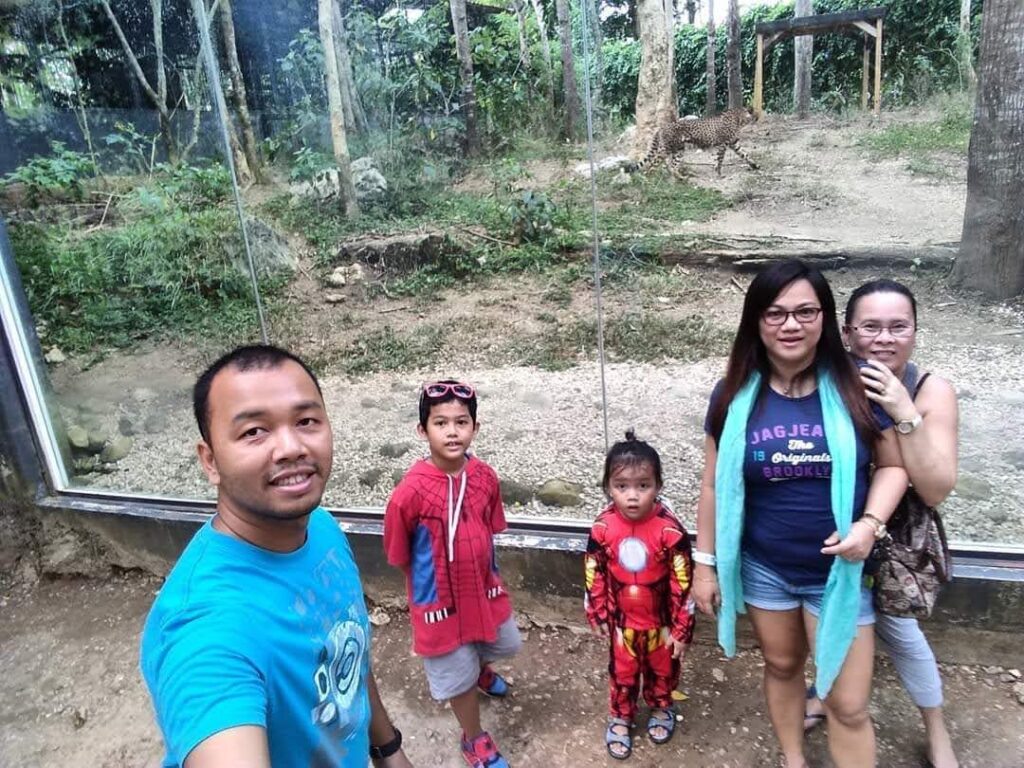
[197,360,333,522]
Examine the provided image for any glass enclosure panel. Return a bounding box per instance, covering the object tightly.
[2,0,1022,554]
[0,0,265,499]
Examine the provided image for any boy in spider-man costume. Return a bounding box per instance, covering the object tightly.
[584,430,695,760]
[385,380,520,768]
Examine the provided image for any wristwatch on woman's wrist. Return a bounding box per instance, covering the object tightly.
[895,413,923,434]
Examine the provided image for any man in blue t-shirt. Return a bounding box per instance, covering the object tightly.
[140,345,412,768]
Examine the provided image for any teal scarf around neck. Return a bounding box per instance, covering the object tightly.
[714,367,864,697]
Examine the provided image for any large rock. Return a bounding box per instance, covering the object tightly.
[100,435,133,463]
[378,441,415,459]
[501,479,535,507]
[66,424,89,451]
[537,479,584,508]
[352,157,388,203]
[236,217,297,278]
[290,158,388,205]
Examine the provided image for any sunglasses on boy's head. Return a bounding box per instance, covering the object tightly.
[422,381,476,399]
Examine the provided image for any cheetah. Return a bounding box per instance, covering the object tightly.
[630,107,759,177]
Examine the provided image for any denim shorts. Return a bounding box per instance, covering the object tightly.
[421,616,522,700]
[741,555,875,626]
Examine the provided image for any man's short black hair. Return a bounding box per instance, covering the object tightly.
[418,379,478,428]
[193,344,323,443]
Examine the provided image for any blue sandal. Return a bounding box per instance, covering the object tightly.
[646,708,676,745]
[605,717,632,760]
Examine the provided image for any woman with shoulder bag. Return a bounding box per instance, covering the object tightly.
[805,279,960,768]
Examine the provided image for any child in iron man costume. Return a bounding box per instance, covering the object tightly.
[584,431,695,760]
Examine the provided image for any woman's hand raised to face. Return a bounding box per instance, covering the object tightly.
[859,359,917,422]
[820,520,876,562]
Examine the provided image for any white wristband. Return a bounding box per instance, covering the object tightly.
[693,550,717,567]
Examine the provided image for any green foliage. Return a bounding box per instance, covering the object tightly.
[289,147,335,182]
[2,142,95,204]
[508,189,557,243]
[102,121,158,174]
[151,162,232,206]
[601,0,982,120]
[11,196,269,352]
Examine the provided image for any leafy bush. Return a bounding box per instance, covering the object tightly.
[2,142,96,204]
[152,162,233,206]
[508,189,557,243]
[11,203,268,352]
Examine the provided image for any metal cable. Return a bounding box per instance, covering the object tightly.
[191,0,269,343]
[578,0,610,453]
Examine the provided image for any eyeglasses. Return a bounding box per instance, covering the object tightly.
[762,307,823,326]
[422,381,476,399]
[848,323,915,338]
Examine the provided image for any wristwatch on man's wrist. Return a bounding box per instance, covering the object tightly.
[895,413,923,435]
[370,727,402,760]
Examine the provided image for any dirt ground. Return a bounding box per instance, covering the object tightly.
[1,571,1023,768]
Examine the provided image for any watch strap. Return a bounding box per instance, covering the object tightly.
[370,727,402,760]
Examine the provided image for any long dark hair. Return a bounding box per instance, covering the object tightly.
[707,260,878,442]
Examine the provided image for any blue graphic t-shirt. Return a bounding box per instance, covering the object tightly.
[706,382,893,585]
[140,508,371,767]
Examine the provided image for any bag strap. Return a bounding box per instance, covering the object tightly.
[913,371,931,399]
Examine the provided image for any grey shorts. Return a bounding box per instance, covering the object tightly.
[422,617,522,701]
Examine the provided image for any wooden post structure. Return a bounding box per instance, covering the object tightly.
[874,17,883,115]
[861,34,870,110]
[754,33,764,118]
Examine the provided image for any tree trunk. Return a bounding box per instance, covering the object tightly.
[951,0,1024,299]
[318,0,359,216]
[333,0,369,136]
[705,0,716,115]
[554,0,580,139]
[530,0,556,112]
[959,0,976,90]
[448,0,479,155]
[99,0,178,162]
[635,0,677,150]
[219,0,262,181]
[56,0,97,166]
[794,0,812,118]
[726,0,742,109]
[512,0,532,70]
[585,0,603,120]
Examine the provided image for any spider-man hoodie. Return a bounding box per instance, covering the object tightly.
[384,455,512,657]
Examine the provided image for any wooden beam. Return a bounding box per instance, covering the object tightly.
[861,34,869,110]
[762,31,785,51]
[852,20,877,37]
[754,33,764,118]
[874,17,883,115]
[755,7,886,36]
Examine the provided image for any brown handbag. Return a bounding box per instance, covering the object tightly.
[872,370,954,618]
[872,487,953,618]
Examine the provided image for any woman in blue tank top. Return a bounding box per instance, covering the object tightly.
[804,279,961,768]
[692,261,908,768]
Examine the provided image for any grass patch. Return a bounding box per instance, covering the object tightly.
[859,99,971,158]
[335,325,444,375]
[599,175,729,237]
[904,156,954,179]
[512,310,731,371]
